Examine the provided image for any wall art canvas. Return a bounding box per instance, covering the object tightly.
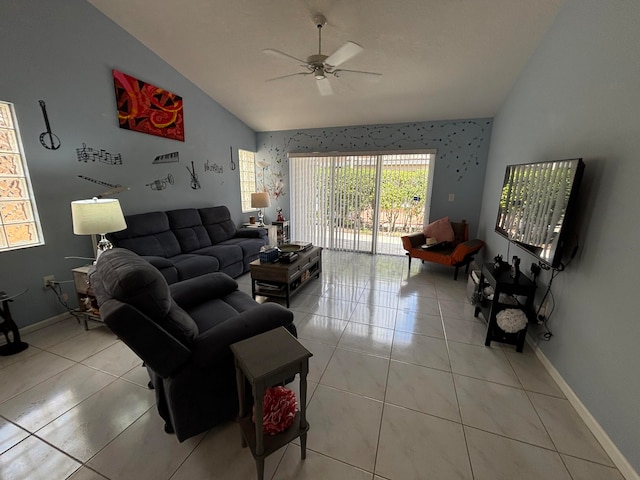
[113,69,184,141]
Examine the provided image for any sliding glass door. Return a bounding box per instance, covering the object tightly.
[289,150,434,255]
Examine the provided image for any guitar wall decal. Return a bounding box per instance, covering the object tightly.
[38,100,61,150]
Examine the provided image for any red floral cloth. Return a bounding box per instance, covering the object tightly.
[253,386,298,435]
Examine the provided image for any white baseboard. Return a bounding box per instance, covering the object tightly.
[21,313,74,335]
[0,313,77,347]
[528,337,639,480]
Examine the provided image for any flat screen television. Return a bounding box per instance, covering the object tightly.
[495,158,585,269]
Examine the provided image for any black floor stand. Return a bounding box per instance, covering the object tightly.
[0,291,29,356]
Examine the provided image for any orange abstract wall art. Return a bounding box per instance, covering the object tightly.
[113,69,184,141]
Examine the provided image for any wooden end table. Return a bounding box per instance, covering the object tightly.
[230,327,313,480]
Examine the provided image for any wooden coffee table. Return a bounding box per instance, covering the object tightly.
[250,246,322,307]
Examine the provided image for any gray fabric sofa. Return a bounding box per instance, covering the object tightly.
[108,206,267,283]
[89,248,296,442]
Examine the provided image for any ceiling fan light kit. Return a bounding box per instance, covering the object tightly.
[263,13,381,96]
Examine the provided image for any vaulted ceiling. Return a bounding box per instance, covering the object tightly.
[89,0,564,132]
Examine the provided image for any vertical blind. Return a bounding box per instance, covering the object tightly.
[289,151,433,254]
[289,154,377,251]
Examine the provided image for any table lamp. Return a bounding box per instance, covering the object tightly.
[251,192,270,226]
[71,198,127,261]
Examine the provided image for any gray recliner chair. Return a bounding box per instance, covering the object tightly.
[89,248,296,442]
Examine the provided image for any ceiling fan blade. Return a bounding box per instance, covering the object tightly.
[266,72,313,82]
[316,77,333,96]
[325,41,363,68]
[333,68,382,78]
[263,48,307,65]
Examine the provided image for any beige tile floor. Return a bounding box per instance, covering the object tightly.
[0,251,626,480]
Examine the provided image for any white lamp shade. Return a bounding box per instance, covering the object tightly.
[251,192,271,209]
[71,198,127,235]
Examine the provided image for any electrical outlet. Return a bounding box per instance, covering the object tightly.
[530,263,541,277]
[43,275,55,288]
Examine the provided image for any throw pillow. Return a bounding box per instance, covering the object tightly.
[423,217,455,243]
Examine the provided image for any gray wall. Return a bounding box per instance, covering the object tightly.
[478,0,639,472]
[256,119,492,235]
[0,0,256,327]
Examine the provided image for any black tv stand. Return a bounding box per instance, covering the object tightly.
[474,263,537,352]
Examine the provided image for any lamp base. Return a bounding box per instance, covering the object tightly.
[258,210,265,227]
[95,234,114,261]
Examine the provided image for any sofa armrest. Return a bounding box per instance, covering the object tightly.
[401,232,427,251]
[100,299,191,378]
[170,272,238,310]
[235,227,266,238]
[450,238,485,263]
[191,303,294,369]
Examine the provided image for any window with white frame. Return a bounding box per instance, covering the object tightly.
[238,148,257,213]
[0,100,44,251]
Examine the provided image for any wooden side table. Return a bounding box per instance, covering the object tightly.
[0,289,29,356]
[230,327,312,480]
[271,220,290,245]
[72,266,101,330]
[242,223,278,248]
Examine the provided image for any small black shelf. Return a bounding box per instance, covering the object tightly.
[474,263,537,352]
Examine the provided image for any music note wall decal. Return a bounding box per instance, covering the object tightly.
[76,143,123,165]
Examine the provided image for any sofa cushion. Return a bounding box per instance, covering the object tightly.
[171,254,220,281]
[193,244,243,269]
[93,249,198,345]
[110,211,181,258]
[220,238,265,258]
[423,216,455,243]
[199,206,237,244]
[167,208,212,253]
[143,256,179,284]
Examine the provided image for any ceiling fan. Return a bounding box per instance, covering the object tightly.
[263,14,381,96]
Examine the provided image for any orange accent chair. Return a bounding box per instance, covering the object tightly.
[401,219,485,280]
